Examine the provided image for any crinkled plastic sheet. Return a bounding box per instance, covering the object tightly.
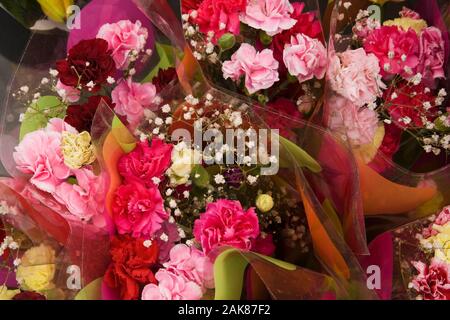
[325,0,450,225]
[131,0,375,299]
[0,0,162,298]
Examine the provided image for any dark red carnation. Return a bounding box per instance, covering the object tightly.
[65,95,114,133]
[56,39,115,91]
[272,3,323,65]
[152,68,177,93]
[13,292,46,300]
[383,82,438,129]
[104,235,159,300]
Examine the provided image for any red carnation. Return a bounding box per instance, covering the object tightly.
[56,39,115,91]
[65,95,114,133]
[272,3,323,65]
[104,235,159,300]
[383,82,438,129]
[259,98,303,140]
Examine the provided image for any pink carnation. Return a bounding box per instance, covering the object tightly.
[112,181,168,238]
[222,43,279,94]
[54,168,104,221]
[195,0,246,42]
[112,79,157,126]
[13,120,75,194]
[364,26,420,79]
[283,33,327,82]
[97,20,148,70]
[417,27,445,85]
[327,48,385,107]
[163,244,214,291]
[328,95,379,146]
[141,269,203,300]
[411,259,450,300]
[240,0,296,36]
[193,199,260,254]
[118,139,173,186]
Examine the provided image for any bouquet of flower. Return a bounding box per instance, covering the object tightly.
[325,0,450,173]
[386,205,450,300]
[181,0,327,120]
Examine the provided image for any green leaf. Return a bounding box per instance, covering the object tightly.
[214,249,296,300]
[191,165,210,188]
[19,95,66,140]
[142,42,176,83]
[74,278,103,300]
[278,136,322,173]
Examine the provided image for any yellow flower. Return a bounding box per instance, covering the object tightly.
[383,18,428,33]
[167,143,202,186]
[61,131,96,170]
[37,0,74,23]
[256,194,275,213]
[0,286,20,300]
[16,244,56,292]
[420,222,450,264]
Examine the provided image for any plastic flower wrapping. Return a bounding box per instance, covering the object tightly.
[0,0,449,301]
[323,0,450,300]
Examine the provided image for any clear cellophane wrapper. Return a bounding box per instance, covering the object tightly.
[323,0,450,299]
[180,0,326,120]
[126,0,377,300]
[0,0,159,299]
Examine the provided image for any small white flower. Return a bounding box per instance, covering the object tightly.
[41,77,50,85]
[166,188,174,196]
[219,22,226,30]
[86,81,95,88]
[129,68,136,76]
[401,54,407,62]
[49,68,59,77]
[146,49,153,56]
[154,117,164,126]
[13,258,21,267]
[186,239,194,247]
[383,63,391,72]
[165,117,173,125]
[160,233,169,242]
[107,76,115,84]
[230,111,243,127]
[152,177,161,185]
[423,101,432,110]
[20,86,29,93]
[143,240,153,248]
[153,127,160,135]
[169,199,178,209]
[343,2,351,9]
[162,104,171,113]
[247,175,258,185]
[183,191,190,199]
[190,10,198,19]
[178,228,186,239]
[214,174,226,185]
[174,208,182,217]
[388,51,394,59]
[182,14,190,22]
[411,73,422,85]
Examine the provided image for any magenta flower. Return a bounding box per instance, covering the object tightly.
[193,199,260,254]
